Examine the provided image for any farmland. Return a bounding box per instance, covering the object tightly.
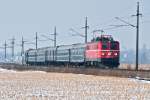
[0,67,150,99]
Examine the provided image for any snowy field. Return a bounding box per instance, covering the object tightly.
[0,68,150,100]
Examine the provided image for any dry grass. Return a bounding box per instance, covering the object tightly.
[0,68,150,99]
[119,64,150,70]
[1,64,150,79]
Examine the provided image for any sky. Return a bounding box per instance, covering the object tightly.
[0,0,149,53]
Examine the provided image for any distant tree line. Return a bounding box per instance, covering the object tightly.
[121,45,150,64]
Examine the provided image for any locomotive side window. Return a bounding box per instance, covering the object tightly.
[93,44,98,49]
[86,44,98,50]
[86,45,89,50]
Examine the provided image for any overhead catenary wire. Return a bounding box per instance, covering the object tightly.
[40,27,57,47]
[69,17,89,44]
[41,35,54,41]
[69,28,85,37]
[91,24,131,36]
[91,15,135,30]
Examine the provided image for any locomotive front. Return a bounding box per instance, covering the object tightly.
[86,35,120,68]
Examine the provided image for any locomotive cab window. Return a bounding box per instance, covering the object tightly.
[110,43,118,50]
[102,43,108,49]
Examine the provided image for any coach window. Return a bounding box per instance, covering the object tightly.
[74,49,76,55]
[75,49,77,55]
[77,50,79,55]
[72,49,74,55]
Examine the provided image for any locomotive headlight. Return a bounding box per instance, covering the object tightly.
[108,52,111,56]
[101,53,105,56]
[114,53,118,56]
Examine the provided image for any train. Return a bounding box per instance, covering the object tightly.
[25,35,120,68]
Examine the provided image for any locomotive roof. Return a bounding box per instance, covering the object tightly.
[92,37,113,42]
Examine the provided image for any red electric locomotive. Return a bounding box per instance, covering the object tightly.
[85,35,120,67]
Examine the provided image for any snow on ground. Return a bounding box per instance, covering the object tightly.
[0,68,47,74]
[0,68,150,99]
[0,68,16,73]
[129,77,150,84]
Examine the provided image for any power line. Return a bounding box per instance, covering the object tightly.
[141,20,150,24]
[41,26,57,47]
[91,24,131,36]
[41,35,54,41]
[115,17,136,27]
[69,28,85,37]
[92,15,134,30]
[38,39,50,42]
[25,42,36,45]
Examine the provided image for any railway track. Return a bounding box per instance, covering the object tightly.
[0,63,150,79]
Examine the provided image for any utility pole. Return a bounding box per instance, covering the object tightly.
[4,41,7,60]
[11,37,15,62]
[132,2,141,70]
[85,17,88,43]
[135,2,141,71]
[54,26,57,47]
[21,36,24,56]
[21,36,25,65]
[36,32,38,49]
[85,17,89,43]
[115,2,141,71]
[82,17,89,43]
